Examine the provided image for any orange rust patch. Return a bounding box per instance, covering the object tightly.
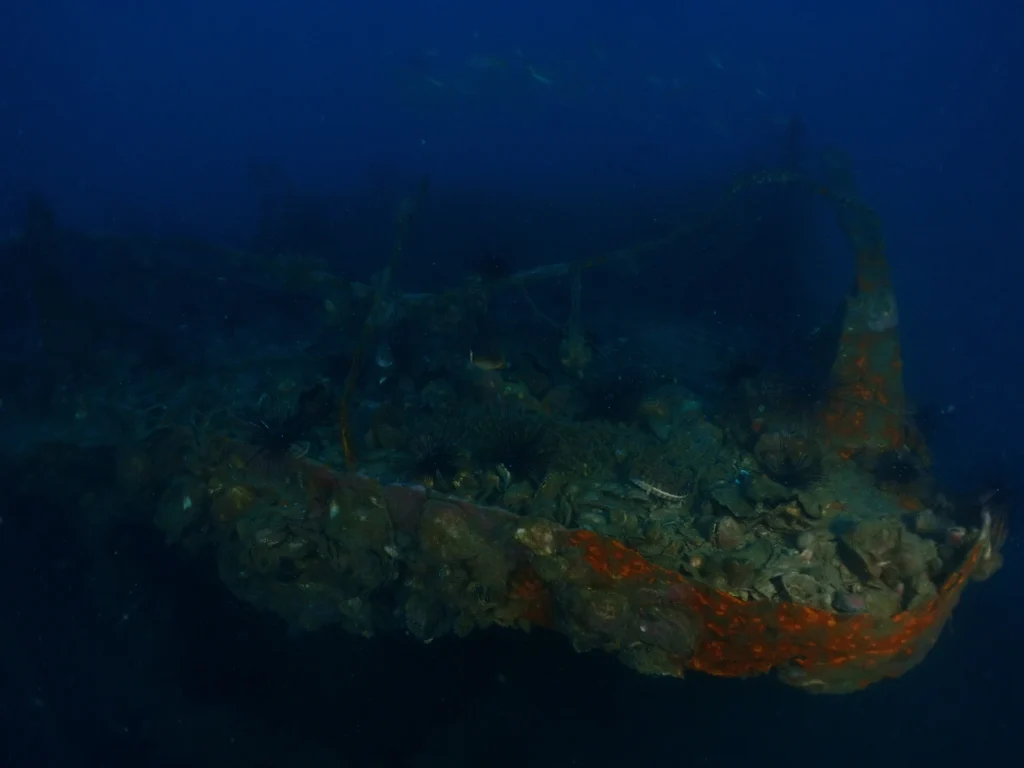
[557,523,989,689]
[509,564,553,627]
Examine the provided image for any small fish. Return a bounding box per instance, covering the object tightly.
[375,340,394,369]
[469,349,507,371]
[527,66,553,85]
[833,590,867,614]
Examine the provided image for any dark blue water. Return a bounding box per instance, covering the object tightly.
[1,1,1020,766]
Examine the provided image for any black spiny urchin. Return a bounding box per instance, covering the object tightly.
[873,449,921,486]
[753,430,822,487]
[407,416,466,490]
[477,407,559,484]
[240,397,311,475]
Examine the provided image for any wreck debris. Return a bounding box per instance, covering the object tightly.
[818,163,907,458]
[141,426,1007,695]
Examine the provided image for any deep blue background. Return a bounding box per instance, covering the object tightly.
[4,0,1021,463]
[1,1,1021,765]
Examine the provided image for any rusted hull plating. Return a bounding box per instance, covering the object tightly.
[230,470,997,695]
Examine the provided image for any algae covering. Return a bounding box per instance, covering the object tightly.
[146,427,1006,694]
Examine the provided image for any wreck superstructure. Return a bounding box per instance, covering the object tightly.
[2,163,1007,696]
